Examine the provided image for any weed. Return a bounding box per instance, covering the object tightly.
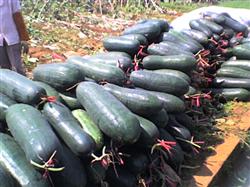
[218,0,250,9]
[224,101,235,113]
[23,54,39,71]
[160,1,203,12]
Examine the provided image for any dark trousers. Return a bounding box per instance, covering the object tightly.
[0,40,25,75]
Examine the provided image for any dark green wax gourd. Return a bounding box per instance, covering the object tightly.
[155,93,185,113]
[210,88,250,102]
[146,109,169,128]
[103,83,163,116]
[72,109,104,150]
[103,37,140,56]
[212,77,250,90]
[120,34,148,46]
[240,43,250,48]
[0,93,16,121]
[159,41,195,53]
[147,43,194,56]
[94,51,131,58]
[174,113,196,131]
[86,161,106,184]
[83,54,132,71]
[220,12,232,18]
[166,115,192,152]
[142,55,196,73]
[43,102,95,156]
[106,167,137,187]
[160,32,199,53]
[161,30,203,53]
[59,92,82,110]
[76,82,141,144]
[33,63,84,91]
[181,29,208,44]
[186,86,197,96]
[0,69,46,105]
[212,33,221,41]
[167,115,192,140]
[67,56,127,86]
[208,13,226,24]
[217,67,250,79]
[241,38,250,44]
[85,183,100,187]
[222,28,235,39]
[135,88,186,113]
[153,69,191,84]
[0,164,19,187]
[135,115,160,146]
[0,133,50,187]
[137,19,169,32]
[189,19,212,37]
[89,51,132,70]
[230,44,250,60]
[130,70,189,96]
[84,77,96,83]
[122,22,161,43]
[6,104,61,164]
[51,145,87,187]
[229,36,243,47]
[221,60,250,71]
[223,16,248,36]
[198,19,224,35]
[124,152,149,175]
[159,128,184,171]
[147,153,181,187]
[162,30,203,53]
[0,121,6,133]
[33,81,61,101]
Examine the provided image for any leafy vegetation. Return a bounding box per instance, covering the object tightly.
[218,0,250,9]
[160,1,203,12]
[21,0,181,64]
[22,1,86,22]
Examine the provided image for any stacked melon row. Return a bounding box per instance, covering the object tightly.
[0,19,194,187]
[0,62,191,187]
[0,13,250,187]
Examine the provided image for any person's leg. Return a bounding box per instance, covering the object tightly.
[0,42,12,69]
[6,43,26,75]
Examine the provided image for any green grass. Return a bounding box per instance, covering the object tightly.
[244,130,250,147]
[223,101,235,113]
[160,2,204,12]
[161,0,250,12]
[218,0,250,9]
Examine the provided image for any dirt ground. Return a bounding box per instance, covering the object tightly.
[183,102,250,186]
[217,102,250,138]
